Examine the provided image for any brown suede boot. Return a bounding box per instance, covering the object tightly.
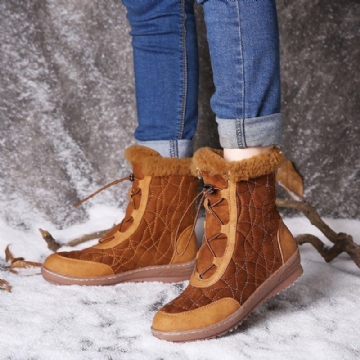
[41,145,199,285]
[152,147,303,342]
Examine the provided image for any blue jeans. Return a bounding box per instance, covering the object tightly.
[121,0,282,157]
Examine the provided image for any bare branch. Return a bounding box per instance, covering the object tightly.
[276,198,338,241]
[39,229,61,252]
[277,198,360,268]
[295,234,344,262]
[66,229,112,247]
[39,227,113,252]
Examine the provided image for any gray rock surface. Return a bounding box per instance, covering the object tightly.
[1,0,359,229]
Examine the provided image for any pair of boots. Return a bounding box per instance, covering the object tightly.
[42,145,303,342]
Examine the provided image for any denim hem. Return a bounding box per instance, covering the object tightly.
[136,139,193,158]
[177,0,187,139]
[216,113,283,149]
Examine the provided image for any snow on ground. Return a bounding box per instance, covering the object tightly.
[0,205,360,360]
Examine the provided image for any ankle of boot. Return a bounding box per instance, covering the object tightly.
[192,147,284,181]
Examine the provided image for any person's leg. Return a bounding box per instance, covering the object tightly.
[152,1,303,342]
[123,0,199,158]
[41,1,201,285]
[202,0,282,160]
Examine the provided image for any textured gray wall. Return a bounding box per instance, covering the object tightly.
[1,0,359,230]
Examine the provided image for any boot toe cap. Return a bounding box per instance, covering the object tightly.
[42,253,115,278]
[152,297,240,333]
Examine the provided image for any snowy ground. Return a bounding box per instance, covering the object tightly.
[0,205,359,360]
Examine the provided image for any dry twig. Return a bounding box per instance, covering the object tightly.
[39,228,112,252]
[276,198,360,267]
[39,229,61,252]
[67,229,111,247]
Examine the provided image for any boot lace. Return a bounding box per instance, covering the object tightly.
[73,173,140,243]
[175,183,226,278]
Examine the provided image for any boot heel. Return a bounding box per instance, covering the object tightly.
[263,250,303,303]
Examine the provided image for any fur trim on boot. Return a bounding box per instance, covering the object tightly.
[191,147,284,182]
[125,145,193,176]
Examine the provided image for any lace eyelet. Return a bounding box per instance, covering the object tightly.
[204,184,215,194]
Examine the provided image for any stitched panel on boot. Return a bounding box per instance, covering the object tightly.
[62,175,198,273]
[161,173,283,314]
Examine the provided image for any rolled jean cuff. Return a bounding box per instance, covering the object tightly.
[136,139,193,158]
[216,113,283,149]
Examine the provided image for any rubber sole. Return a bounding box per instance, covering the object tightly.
[41,259,196,286]
[151,250,303,342]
